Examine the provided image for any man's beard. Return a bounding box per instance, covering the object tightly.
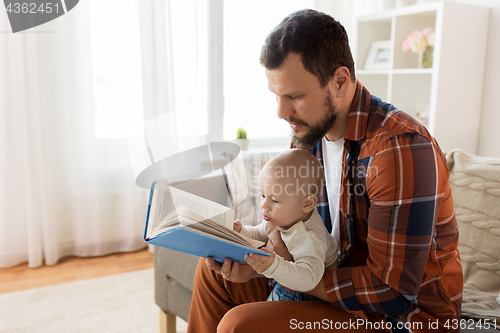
[289,91,337,149]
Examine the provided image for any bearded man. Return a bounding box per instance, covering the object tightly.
[186,9,462,333]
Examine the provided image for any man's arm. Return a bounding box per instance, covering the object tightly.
[307,278,329,301]
[318,135,450,315]
[248,225,327,292]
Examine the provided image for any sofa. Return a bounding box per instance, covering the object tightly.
[154,149,500,333]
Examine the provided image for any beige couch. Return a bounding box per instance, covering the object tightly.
[154,149,500,333]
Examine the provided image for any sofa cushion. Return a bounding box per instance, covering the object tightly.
[154,246,199,321]
[155,247,198,292]
[446,149,500,326]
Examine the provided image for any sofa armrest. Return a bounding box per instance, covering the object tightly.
[154,246,199,322]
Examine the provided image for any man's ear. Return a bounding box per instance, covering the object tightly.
[328,66,351,98]
[302,195,318,213]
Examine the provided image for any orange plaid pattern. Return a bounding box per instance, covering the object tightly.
[302,82,462,332]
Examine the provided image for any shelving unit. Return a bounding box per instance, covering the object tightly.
[353,1,490,154]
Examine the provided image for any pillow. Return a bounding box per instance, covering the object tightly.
[446,149,500,326]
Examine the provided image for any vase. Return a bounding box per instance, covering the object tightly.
[418,46,433,68]
[234,138,248,151]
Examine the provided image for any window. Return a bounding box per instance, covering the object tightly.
[90,1,314,146]
[222,0,312,143]
[169,0,209,137]
[89,0,144,140]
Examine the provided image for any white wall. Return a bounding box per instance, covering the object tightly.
[444,0,500,158]
[318,0,500,158]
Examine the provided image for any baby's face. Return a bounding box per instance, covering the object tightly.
[258,167,309,229]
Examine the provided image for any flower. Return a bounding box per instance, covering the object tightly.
[401,28,435,53]
[409,32,427,53]
[420,27,434,39]
[427,31,435,47]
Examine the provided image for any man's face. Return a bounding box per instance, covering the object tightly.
[265,53,337,148]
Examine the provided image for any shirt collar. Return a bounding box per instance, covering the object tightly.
[343,81,372,143]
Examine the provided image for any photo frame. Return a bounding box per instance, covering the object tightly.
[364,40,391,70]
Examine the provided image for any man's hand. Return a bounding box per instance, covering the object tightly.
[267,229,293,261]
[306,278,330,302]
[206,257,261,283]
[245,248,275,273]
[233,220,242,233]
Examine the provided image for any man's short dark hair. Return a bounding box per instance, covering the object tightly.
[260,9,356,87]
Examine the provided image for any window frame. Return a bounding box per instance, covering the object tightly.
[206,0,292,150]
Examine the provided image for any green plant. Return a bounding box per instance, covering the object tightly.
[236,127,247,139]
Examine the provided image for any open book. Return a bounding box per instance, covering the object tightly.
[144,180,268,263]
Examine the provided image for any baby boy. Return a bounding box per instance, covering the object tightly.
[233,149,338,301]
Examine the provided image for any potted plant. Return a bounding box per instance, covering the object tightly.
[234,127,248,151]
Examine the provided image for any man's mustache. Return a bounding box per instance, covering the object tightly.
[284,117,309,127]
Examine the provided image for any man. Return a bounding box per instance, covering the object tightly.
[187,9,462,333]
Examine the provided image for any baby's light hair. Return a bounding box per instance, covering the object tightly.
[261,149,325,197]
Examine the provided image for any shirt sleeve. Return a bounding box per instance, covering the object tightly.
[240,221,271,243]
[324,134,448,316]
[262,223,327,292]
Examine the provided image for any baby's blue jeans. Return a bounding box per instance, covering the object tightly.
[267,282,323,302]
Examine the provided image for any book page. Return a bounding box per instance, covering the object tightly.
[169,186,234,229]
[146,182,175,237]
[150,206,265,249]
[182,224,265,251]
[177,208,264,249]
[146,180,235,238]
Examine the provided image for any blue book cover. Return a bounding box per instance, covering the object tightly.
[143,181,269,263]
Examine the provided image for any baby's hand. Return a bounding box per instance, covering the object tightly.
[244,249,275,273]
[233,220,242,233]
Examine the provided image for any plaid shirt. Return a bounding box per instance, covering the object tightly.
[299,82,462,332]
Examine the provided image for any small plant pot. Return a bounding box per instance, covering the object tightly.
[234,138,248,151]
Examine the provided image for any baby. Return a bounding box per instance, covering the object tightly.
[233,149,338,301]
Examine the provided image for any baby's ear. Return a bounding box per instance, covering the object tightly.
[302,195,318,213]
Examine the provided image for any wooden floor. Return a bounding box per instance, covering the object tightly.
[0,248,154,294]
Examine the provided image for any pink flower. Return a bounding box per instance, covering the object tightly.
[410,32,427,53]
[401,28,435,53]
[420,27,434,39]
[402,38,411,52]
[427,31,435,47]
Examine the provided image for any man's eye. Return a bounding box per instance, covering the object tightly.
[272,200,279,204]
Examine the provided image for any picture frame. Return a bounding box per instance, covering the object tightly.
[364,40,391,70]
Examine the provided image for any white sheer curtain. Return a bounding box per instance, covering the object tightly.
[133,0,209,182]
[0,2,148,268]
[137,0,207,130]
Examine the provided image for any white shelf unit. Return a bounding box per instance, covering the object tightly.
[353,1,490,154]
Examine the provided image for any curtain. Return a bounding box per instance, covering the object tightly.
[137,0,208,132]
[134,0,210,183]
[0,1,148,268]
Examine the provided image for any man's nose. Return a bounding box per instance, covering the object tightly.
[276,96,293,119]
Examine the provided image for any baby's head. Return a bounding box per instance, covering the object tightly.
[258,149,325,229]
